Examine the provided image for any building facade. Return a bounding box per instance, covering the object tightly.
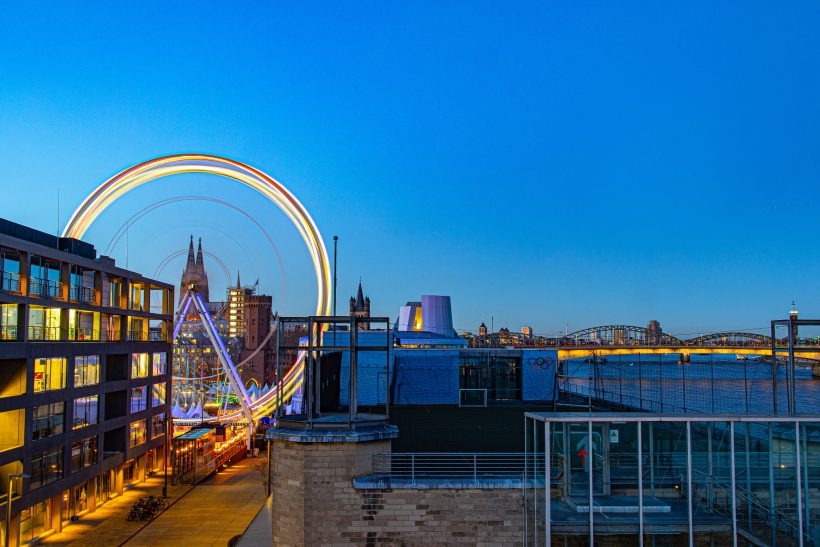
[349,282,370,330]
[0,218,173,546]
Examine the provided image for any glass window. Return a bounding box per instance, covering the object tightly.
[31,448,63,489]
[73,396,98,429]
[74,355,100,387]
[19,500,51,544]
[459,353,522,401]
[32,402,65,440]
[152,413,166,438]
[70,436,97,472]
[33,357,66,392]
[129,420,146,448]
[152,352,167,376]
[130,387,147,413]
[131,353,149,378]
[151,383,166,407]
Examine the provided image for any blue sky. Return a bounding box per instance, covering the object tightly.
[1,2,818,337]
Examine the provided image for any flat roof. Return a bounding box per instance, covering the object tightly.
[525,411,820,422]
[177,427,215,440]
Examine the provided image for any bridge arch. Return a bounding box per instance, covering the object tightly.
[686,331,771,346]
[565,325,685,345]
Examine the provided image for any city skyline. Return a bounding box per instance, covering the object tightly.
[2,2,819,335]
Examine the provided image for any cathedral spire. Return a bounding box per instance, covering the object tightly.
[196,237,204,269]
[236,270,241,288]
[186,235,195,268]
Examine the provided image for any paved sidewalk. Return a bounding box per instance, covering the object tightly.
[124,458,267,547]
[42,476,192,547]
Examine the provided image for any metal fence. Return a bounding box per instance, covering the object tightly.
[372,452,528,482]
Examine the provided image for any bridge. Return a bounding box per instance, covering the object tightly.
[467,324,820,364]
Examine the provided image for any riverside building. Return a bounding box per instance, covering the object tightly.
[0,218,173,546]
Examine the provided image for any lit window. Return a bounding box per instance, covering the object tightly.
[73,396,98,429]
[152,383,166,407]
[31,449,63,489]
[70,436,97,472]
[129,420,146,448]
[130,387,147,413]
[152,352,167,376]
[32,402,65,440]
[74,355,100,387]
[152,413,165,438]
[131,353,149,378]
[33,358,66,392]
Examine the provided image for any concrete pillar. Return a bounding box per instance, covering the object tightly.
[18,251,29,297]
[49,494,61,533]
[88,477,97,513]
[94,271,103,307]
[115,466,124,496]
[59,262,70,302]
[266,424,398,546]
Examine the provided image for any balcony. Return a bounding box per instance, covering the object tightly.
[67,328,97,342]
[148,330,164,342]
[1,272,20,293]
[29,277,61,299]
[127,330,148,342]
[106,329,122,342]
[0,326,17,341]
[28,326,61,341]
[69,285,95,304]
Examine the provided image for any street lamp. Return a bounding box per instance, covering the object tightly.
[5,473,30,547]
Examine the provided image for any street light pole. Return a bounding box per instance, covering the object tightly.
[332,235,338,345]
[163,415,169,498]
[5,473,29,547]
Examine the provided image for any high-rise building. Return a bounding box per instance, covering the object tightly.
[349,282,371,330]
[521,326,533,336]
[0,218,173,544]
[227,272,251,339]
[646,320,662,345]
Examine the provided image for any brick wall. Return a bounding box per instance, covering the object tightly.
[270,437,523,546]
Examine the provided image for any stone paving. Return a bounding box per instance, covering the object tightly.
[124,457,267,547]
[42,476,193,547]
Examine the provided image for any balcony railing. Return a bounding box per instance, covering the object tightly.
[372,452,526,483]
[67,328,97,341]
[69,285,95,303]
[106,329,122,342]
[0,326,18,341]
[148,330,164,342]
[128,330,147,341]
[28,326,61,341]
[29,277,61,298]
[1,271,20,293]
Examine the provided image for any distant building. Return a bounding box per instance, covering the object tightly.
[349,282,371,330]
[478,322,487,336]
[240,292,275,386]
[646,320,662,345]
[227,272,252,338]
[179,236,210,304]
[521,326,533,336]
[790,301,799,345]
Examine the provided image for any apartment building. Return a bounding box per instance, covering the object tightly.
[0,218,173,546]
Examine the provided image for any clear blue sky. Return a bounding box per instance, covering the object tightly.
[1,2,818,337]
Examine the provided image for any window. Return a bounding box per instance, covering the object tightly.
[31,448,63,489]
[152,352,167,376]
[70,436,97,472]
[32,402,65,440]
[74,355,100,387]
[151,383,166,407]
[129,420,146,448]
[152,413,166,438]
[73,396,98,429]
[33,357,66,392]
[459,353,522,401]
[130,387,147,413]
[131,353,149,378]
[19,500,51,544]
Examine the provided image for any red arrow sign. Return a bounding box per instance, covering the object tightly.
[578,448,588,468]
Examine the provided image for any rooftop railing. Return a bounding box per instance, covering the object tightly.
[372,452,528,483]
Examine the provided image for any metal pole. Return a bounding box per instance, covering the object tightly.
[332,235,338,347]
[707,424,714,511]
[686,421,693,547]
[533,420,538,546]
[588,420,594,547]
[803,423,811,541]
[744,423,752,531]
[788,317,796,415]
[163,415,169,498]
[638,423,644,547]
[730,421,738,547]
[795,422,805,547]
[649,423,655,497]
[545,421,551,544]
[768,423,776,541]
[266,440,271,498]
[771,322,778,413]
[5,476,11,547]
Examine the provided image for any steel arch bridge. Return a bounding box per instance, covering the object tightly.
[565,325,684,345]
[686,331,772,346]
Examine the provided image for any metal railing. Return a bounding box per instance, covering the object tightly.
[29,277,61,298]
[373,452,526,482]
[0,326,17,341]
[459,388,488,407]
[69,285,95,303]
[106,329,122,342]
[127,330,147,341]
[560,379,691,414]
[148,330,164,342]
[1,271,20,292]
[67,328,97,341]
[28,326,61,341]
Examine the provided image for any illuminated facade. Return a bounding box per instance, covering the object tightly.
[0,218,172,545]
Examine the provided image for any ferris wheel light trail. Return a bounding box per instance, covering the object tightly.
[63,154,332,422]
